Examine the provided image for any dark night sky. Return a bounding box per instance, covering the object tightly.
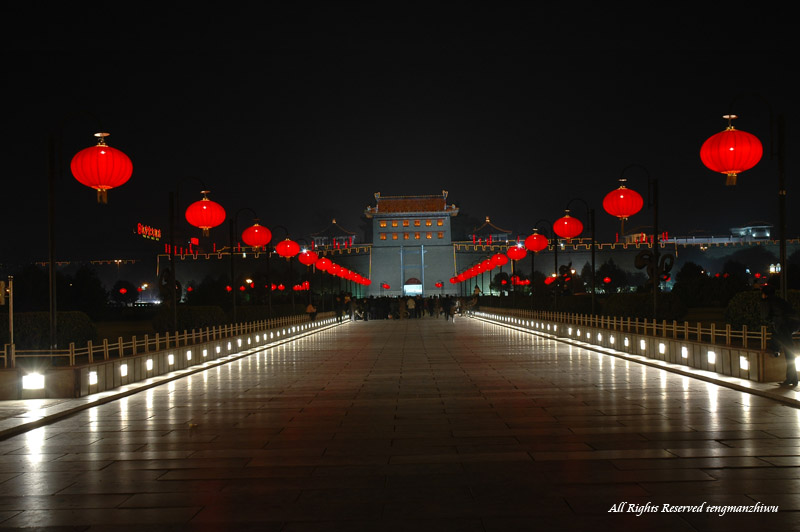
[1,4,796,269]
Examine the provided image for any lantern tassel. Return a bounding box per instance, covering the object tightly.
[726,172,738,186]
[202,228,210,237]
[97,189,108,204]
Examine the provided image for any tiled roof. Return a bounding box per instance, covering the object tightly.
[472,216,510,234]
[311,219,356,237]
[365,191,459,216]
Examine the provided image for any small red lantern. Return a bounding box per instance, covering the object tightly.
[275,238,300,258]
[315,257,331,271]
[185,191,226,237]
[118,287,127,295]
[700,115,763,186]
[524,232,548,252]
[226,285,233,292]
[544,276,556,285]
[603,181,643,221]
[491,253,508,267]
[241,223,272,248]
[298,250,318,266]
[70,132,133,204]
[603,276,612,284]
[553,210,583,239]
[506,245,527,261]
[277,283,285,291]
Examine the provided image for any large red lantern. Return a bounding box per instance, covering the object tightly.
[241,223,272,248]
[700,115,763,186]
[524,232,548,252]
[482,259,494,271]
[553,211,583,239]
[603,182,643,221]
[506,245,527,261]
[185,191,226,236]
[275,238,300,258]
[70,132,133,204]
[298,250,318,266]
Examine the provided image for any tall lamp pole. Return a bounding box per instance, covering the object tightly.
[615,164,658,319]
[556,201,596,314]
[701,97,786,299]
[48,121,132,348]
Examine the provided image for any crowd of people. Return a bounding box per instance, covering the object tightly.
[328,293,477,322]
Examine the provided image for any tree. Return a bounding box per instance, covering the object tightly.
[65,265,108,318]
[672,262,711,307]
[110,280,139,306]
[595,258,629,294]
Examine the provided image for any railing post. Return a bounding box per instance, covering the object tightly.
[132,335,137,356]
[118,336,124,358]
[761,325,768,351]
[69,342,75,366]
[697,322,702,342]
[672,320,677,339]
[725,324,732,346]
[743,325,748,349]
[87,340,94,363]
[102,338,109,360]
[9,344,15,368]
[710,323,716,345]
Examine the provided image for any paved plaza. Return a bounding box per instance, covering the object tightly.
[1,316,800,530]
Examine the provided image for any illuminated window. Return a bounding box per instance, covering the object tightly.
[392,233,398,240]
[403,233,409,240]
[379,221,387,228]
[391,220,398,227]
[414,220,421,226]
[437,219,444,226]
[425,220,432,226]
[380,233,387,240]
[426,232,432,239]
[415,232,421,239]
[403,220,409,227]
[437,232,444,239]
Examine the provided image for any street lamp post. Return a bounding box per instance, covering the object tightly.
[613,164,659,319]
[524,221,552,311]
[555,201,596,314]
[701,100,786,299]
[48,123,132,348]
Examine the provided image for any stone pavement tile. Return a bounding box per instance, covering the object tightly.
[0,507,201,528]
[611,456,772,469]
[0,493,130,511]
[281,518,485,532]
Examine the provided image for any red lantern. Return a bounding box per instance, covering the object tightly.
[298,250,318,266]
[185,191,226,237]
[118,287,127,295]
[277,284,285,291]
[700,116,763,186]
[524,232,548,252]
[553,211,583,239]
[506,245,527,261]
[544,276,556,285]
[381,283,390,290]
[275,238,300,258]
[70,133,133,204]
[241,223,272,248]
[603,276,612,284]
[315,257,331,271]
[491,253,508,267]
[603,183,643,220]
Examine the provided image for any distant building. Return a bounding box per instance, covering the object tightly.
[469,216,512,245]
[364,191,459,296]
[310,219,357,249]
